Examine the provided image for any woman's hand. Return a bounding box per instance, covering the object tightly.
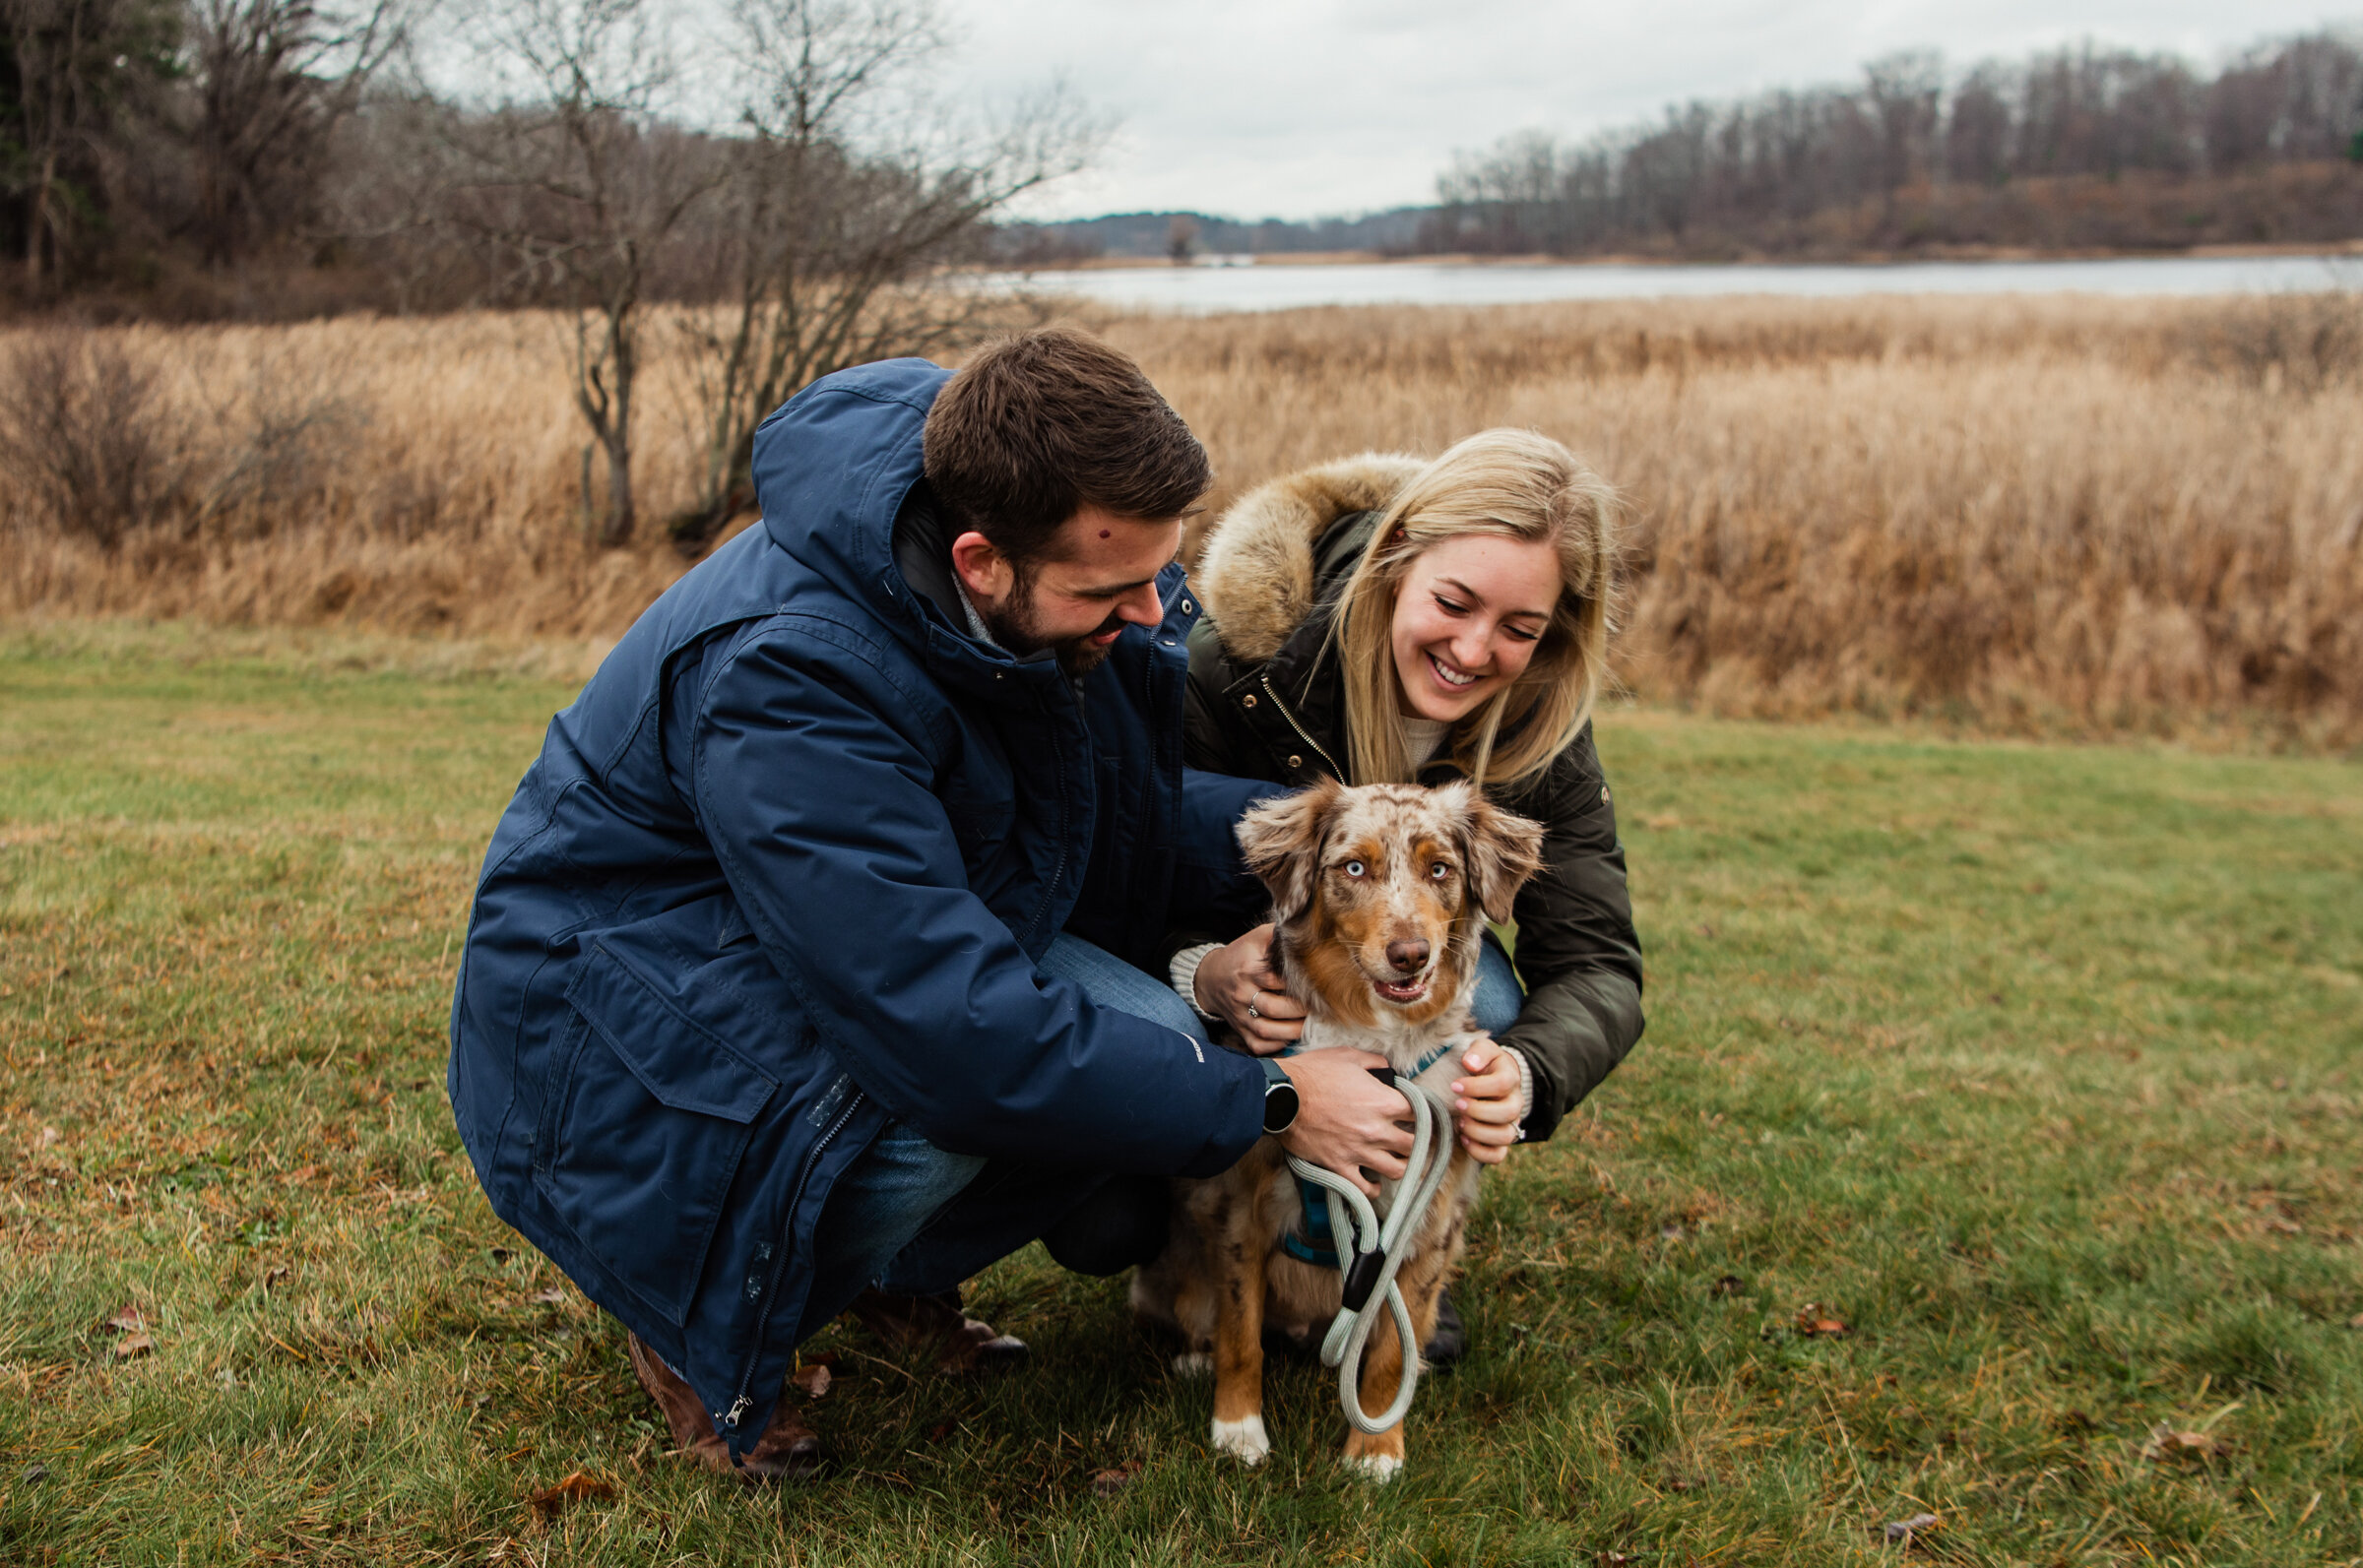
[1192,923,1305,1055]
[1449,1035,1524,1164]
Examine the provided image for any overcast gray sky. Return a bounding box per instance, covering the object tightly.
[939,1,2355,220]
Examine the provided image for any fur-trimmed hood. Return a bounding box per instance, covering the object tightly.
[1194,453,1426,663]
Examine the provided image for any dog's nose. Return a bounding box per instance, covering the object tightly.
[1384,938,1430,974]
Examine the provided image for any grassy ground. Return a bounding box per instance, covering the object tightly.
[3,623,2360,1566]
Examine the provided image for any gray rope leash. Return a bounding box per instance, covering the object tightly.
[1282,1069,1457,1435]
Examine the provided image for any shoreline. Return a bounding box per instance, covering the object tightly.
[1015,239,2363,274]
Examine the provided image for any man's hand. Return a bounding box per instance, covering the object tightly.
[1273,1048,1416,1196]
[1449,1035,1523,1165]
[1193,923,1305,1054]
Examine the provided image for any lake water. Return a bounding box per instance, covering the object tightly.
[979,253,2361,313]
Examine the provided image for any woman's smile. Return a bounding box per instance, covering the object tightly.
[1426,651,1482,689]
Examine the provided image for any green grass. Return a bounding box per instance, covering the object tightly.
[3,623,2360,1567]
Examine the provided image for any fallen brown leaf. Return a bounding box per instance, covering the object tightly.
[37,1126,60,1149]
[1710,1275,1745,1297]
[527,1472,618,1516]
[2140,1422,2227,1463]
[1091,1460,1141,1497]
[529,1286,567,1305]
[114,1332,156,1359]
[104,1304,148,1334]
[264,1265,290,1290]
[1881,1512,1941,1544]
[790,1362,831,1398]
[1794,1303,1850,1338]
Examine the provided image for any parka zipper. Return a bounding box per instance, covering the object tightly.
[719,1087,866,1434]
[1017,680,1083,951]
[1259,672,1343,780]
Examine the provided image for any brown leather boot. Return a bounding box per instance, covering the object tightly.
[848,1287,1028,1374]
[626,1334,823,1482]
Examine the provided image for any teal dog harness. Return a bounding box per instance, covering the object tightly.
[1276,1038,1461,1271]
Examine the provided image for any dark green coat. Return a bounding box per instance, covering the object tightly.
[1179,477,1644,1143]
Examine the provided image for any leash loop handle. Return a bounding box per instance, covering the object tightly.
[1283,1073,1458,1436]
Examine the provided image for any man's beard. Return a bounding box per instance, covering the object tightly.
[982,580,1129,679]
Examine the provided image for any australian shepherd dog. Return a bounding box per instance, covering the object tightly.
[1132,777,1546,1479]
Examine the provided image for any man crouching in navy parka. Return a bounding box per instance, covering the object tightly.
[447,329,1417,1478]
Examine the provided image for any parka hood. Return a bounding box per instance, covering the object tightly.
[1194,452,1426,663]
[753,355,1112,704]
[753,355,946,650]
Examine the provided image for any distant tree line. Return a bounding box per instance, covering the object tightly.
[1427,30,2363,257]
[992,206,1431,265]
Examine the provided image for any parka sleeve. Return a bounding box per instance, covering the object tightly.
[690,625,1267,1176]
[1170,766,1286,939]
[1494,728,1646,1143]
[1161,622,1283,967]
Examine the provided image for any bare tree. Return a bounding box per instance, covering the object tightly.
[184,0,412,267]
[1863,50,1942,223]
[1,0,176,285]
[450,0,723,547]
[667,0,1096,544]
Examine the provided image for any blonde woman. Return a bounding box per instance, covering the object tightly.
[1166,429,1644,1362]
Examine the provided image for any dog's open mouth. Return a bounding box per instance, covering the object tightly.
[1372,975,1432,1005]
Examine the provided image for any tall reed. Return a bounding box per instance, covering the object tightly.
[3,293,2356,744]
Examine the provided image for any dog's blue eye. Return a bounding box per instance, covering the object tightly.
[1343,860,1366,877]
[1430,862,1450,880]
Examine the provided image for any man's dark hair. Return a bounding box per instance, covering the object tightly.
[924,327,1210,566]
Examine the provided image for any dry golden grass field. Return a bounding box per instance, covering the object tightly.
[2,292,2358,747]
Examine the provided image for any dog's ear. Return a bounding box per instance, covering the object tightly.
[1454,788,1547,924]
[1235,776,1343,920]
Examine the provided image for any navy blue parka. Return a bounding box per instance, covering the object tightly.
[448,359,1273,1456]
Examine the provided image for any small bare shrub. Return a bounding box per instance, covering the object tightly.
[192,365,356,540]
[2187,288,2363,392]
[0,330,186,550]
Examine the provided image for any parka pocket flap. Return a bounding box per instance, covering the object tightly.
[564,945,778,1124]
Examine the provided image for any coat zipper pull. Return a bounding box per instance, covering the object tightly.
[722,1395,751,1429]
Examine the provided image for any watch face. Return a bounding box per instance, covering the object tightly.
[1263,1080,1301,1135]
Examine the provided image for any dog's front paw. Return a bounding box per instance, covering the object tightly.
[1171,1350,1212,1376]
[1211,1414,1271,1466]
[1342,1428,1404,1482]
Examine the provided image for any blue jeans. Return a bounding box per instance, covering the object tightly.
[791,928,1525,1344]
[1472,927,1522,1037]
[791,934,1212,1341]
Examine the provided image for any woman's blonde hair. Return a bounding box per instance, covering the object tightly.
[1331,428,1619,792]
